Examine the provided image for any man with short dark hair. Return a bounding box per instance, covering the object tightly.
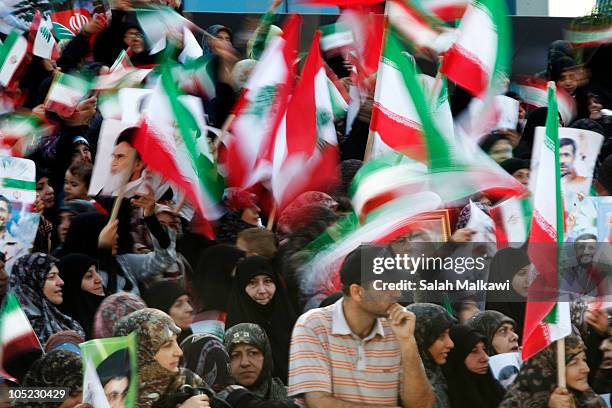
[288,245,435,408]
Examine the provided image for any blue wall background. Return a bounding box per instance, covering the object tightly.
[184,0,516,14]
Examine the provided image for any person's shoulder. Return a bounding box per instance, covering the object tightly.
[295,305,334,329]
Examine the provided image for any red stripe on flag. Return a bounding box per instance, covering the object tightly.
[1,332,41,364]
[441,44,488,97]
[370,103,426,161]
[300,0,384,5]
[432,5,467,21]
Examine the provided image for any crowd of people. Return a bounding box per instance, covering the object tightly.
[0,0,611,407]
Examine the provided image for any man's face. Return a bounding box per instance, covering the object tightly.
[559,143,575,177]
[103,377,129,408]
[111,142,133,176]
[575,239,597,266]
[123,28,144,54]
[0,200,10,230]
[358,282,401,318]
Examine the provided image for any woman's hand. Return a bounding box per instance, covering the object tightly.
[179,394,210,408]
[548,387,572,408]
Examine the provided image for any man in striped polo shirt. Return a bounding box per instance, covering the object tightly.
[288,244,434,407]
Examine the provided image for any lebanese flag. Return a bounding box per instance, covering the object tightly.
[522,83,571,360]
[270,31,339,210]
[44,72,92,117]
[516,77,576,126]
[0,31,28,89]
[440,0,510,98]
[0,293,42,368]
[490,196,531,248]
[28,11,60,60]
[421,0,469,21]
[225,15,301,189]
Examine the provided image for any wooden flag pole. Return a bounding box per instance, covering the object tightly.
[214,113,236,155]
[557,337,566,388]
[266,204,277,231]
[109,150,137,223]
[363,129,375,162]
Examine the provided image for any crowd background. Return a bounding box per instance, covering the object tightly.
[0,0,611,407]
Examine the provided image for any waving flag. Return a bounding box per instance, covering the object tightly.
[440,0,510,98]
[44,72,93,117]
[419,0,469,22]
[0,31,28,89]
[0,293,42,371]
[515,77,576,126]
[0,113,46,157]
[225,15,301,189]
[28,11,59,60]
[270,31,339,209]
[522,83,571,360]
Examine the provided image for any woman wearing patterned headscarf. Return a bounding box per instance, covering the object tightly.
[93,292,146,339]
[468,310,520,356]
[224,323,298,406]
[112,308,212,407]
[500,335,606,407]
[442,324,505,408]
[8,253,85,346]
[406,303,457,408]
[181,334,234,393]
[15,350,83,408]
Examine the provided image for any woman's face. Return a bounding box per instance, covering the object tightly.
[566,351,590,392]
[245,274,276,306]
[511,265,530,298]
[81,264,105,296]
[168,294,193,330]
[43,265,64,305]
[123,28,144,54]
[512,168,530,186]
[492,323,519,353]
[154,334,183,372]
[229,343,264,387]
[488,139,513,164]
[464,341,489,374]
[36,176,55,208]
[241,206,261,226]
[427,329,454,365]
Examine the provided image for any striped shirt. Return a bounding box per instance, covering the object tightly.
[288,298,402,405]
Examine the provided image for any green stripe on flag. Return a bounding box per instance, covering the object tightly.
[0,178,36,190]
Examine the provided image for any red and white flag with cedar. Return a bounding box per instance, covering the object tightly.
[440,0,510,98]
[0,293,42,370]
[522,83,571,360]
[28,11,60,60]
[271,31,339,209]
[225,15,301,189]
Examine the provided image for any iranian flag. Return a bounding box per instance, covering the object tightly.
[50,8,92,40]
[0,113,45,157]
[522,83,571,360]
[225,15,301,189]
[94,50,152,90]
[45,72,92,117]
[490,196,531,248]
[420,0,469,22]
[0,31,28,89]
[516,77,576,126]
[320,21,354,55]
[0,293,42,368]
[28,11,60,60]
[133,65,225,239]
[270,31,339,209]
[565,26,612,47]
[440,0,510,98]
[300,0,383,5]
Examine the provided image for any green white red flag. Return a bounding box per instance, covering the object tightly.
[0,113,45,157]
[44,72,92,117]
[418,0,469,22]
[440,0,510,98]
[565,26,612,47]
[515,77,576,126]
[270,31,339,209]
[28,11,59,60]
[0,31,28,89]
[0,293,42,370]
[225,15,301,189]
[522,83,571,360]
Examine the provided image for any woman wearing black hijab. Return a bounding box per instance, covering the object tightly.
[225,256,297,384]
[486,247,531,341]
[57,253,106,339]
[442,324,506,408]
[143,280,194,344]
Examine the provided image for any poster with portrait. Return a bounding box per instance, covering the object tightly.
[489,352,522,390]
[530,127,603,225]
[80,333,138,408]
[596,197,612,243]
[0,156,39,274]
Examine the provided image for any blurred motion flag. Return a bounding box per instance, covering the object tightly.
[28,11,59,60]
[133,65,224,239]
[271,31,339,209]
[44,71,93,117]
[490,196,531,248]
[515,77,576,126]
[49,0,108,39]
[0,293,42,372]
[319,21,354,55]
[0,31,28,89]
[0,113,45,157]
[418,0,469,22]
[440,0,510,98]
[522,83,571,360]
[225,15,301,189]
[80,333,138,408]
[300,0,383,5]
